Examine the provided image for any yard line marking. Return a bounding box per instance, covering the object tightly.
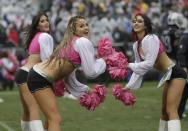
[0,121,15,131]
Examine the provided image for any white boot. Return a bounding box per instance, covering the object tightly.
[168,120,181,131]
[29,120,44,131]
[158,119,168,131]
[21,120,30,131]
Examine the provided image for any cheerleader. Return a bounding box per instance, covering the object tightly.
[27,16,106,131]
[14,12,54,131]
[124,14,186,131]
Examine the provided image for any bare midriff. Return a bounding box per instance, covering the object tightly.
[37,58,75,81]
[23,54,41,70]
[154,52,174,73]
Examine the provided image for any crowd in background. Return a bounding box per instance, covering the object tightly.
[0,0,188,90]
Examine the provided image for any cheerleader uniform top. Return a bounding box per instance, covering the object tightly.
[125,34,167,90]
[21,32,54,72]
[58,36,106,98]
[28,32,54,61]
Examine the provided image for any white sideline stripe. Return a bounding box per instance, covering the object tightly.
[0,121,15,131]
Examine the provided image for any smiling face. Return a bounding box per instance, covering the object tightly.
[75,18,89,38]
[132,15,145,34]
[37,15,50,33]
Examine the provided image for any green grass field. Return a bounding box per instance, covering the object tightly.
[0,82,187,131]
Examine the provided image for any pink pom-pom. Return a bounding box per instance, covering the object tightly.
[90,93,101,110]
[97,38,115,58]
[112,84,123,100]
[121,90,136,106]
[97,38,129,80]
[53,80,65,97]
[108,67,127,80]
[79,84,107,111]
[80,93,101,111]
[112,84,136,106]
[80,93,92,108]
[106,52,129,80]
[93,84,107,102]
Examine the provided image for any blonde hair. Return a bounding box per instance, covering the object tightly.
[48,16,85,64]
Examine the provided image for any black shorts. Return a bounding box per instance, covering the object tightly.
[169,65,187,80]
[27,68,53,93]
[15,69,28,85]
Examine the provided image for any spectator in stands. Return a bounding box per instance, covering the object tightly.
[14,12,54,131]
[0,50,17,90]
[6,23,19,47]
[0,23,7,47]
[124,13,186,131]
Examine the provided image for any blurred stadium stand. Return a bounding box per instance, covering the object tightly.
[0,0,187,84]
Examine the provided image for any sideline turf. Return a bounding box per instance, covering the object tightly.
[0,82,187,131]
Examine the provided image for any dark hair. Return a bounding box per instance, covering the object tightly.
[23,11,51,50]
[132,13,153,41]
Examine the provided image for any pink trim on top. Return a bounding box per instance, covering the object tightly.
[158,41,166,55]
[137,39,166,61]
[60,36,81,65]
[28,32,42,54]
